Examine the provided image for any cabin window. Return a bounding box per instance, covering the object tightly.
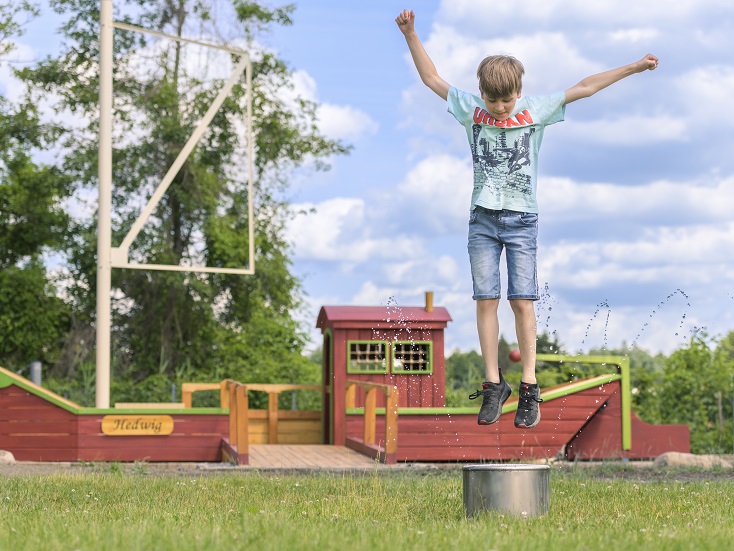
[347,341,388,374]
[392,341,432,374]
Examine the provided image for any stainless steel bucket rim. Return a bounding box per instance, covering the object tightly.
[463,464,550,472]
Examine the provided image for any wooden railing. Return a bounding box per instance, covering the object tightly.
[183,380,323,465]
[181,381,230,408]
[244,384,321,444]
[345,380,398,464]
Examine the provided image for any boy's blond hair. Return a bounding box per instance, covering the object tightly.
[477,55,524,99]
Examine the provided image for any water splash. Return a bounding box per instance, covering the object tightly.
[629,288,691,350]
[536,282,557,333]
[580,299,611,351]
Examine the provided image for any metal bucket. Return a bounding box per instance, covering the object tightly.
[463,464,550,518]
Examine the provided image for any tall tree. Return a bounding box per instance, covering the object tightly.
[0,2,72,371]
[15,0,346,390]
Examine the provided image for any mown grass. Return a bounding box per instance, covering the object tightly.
[1,465,733,550]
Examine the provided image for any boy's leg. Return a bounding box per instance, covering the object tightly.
[467,208,510,425]
[476,298,500,383]
[503,211,543,428]
[509,298,542,428]
[472,292,512,426]
[509,299,537,384]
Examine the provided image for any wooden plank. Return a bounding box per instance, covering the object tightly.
[277,411,321,420]
[0,407,76,421]
[10,449,81,462]
[276,432,321,445]
[268,392,278,444]
[363,388,376,445]
[0,435,77,448]
[78,447,221,462]
[385,390,398,455]
[406,373,421,408]
[396,445,562,462]
[0,377,80,410]
[247,445,377,469]
[395,432,574,448]
[0,420,78,434]
[277,420,321,434]
[114,403,186,409]
[236,385,249,457]
[228,383,238,446]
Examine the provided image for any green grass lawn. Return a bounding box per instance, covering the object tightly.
[1,465,733,550]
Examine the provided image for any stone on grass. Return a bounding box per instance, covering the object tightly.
[0,450,15,464]
[654,451,732,469]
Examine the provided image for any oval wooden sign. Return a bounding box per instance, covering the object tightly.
[101,415,174,436]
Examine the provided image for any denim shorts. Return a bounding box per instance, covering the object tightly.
[467,207,539,300]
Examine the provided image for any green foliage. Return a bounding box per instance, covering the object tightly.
[585,343,666,424]
[5,1,347,388]
[0,263,70,370]
[657,332,733,453]
[0,92,71,370]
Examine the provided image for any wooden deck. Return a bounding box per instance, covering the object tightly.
[247,445,381,469]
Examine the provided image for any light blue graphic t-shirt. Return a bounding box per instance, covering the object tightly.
[447,87,565,213]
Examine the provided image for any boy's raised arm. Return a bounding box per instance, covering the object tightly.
[564,54,659,104]
[396,9,450,100]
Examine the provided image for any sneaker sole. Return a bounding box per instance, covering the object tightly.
[477,384,512,425]
[514,409,541,429]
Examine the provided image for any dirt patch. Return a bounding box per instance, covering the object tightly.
[2,457,734,481]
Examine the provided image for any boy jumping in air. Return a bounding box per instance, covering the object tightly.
[396,9,658,428]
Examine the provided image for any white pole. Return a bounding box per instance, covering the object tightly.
[96,0,113,408]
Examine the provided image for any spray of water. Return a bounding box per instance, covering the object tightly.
[628,288,691,351]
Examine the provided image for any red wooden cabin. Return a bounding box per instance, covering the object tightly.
[316,296,451,447]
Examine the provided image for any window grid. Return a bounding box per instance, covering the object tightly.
[347,341,388,374]
[392,341,432,374]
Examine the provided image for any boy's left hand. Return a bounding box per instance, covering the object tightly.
[637,54,659,72]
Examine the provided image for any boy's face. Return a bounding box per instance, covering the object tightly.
[481,90,521,121]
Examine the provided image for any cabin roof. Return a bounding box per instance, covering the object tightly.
[316,305,452,329]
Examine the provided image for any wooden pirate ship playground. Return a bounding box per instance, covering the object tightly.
[0,299,689,465]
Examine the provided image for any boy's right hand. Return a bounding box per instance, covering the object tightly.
[395,9,415,35]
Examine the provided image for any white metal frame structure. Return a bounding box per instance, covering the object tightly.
[97,1,255,407]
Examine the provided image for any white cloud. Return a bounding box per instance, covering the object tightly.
[291,69,378,142]
[383,255,461,288]
[540,222,734,290]
[674,65,734,124]
[286,198,424,263]
[318,103,378,141]
[562,115,687,145]
[438,0,733,25]
[419,28,601,97]
[396,154,473,233]
[608,28,660,44]
[539,175,734,224]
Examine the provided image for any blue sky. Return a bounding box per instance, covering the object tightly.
[5,0,734,356]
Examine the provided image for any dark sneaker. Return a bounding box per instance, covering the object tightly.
[469,373,512,425]
[514,382,543,429]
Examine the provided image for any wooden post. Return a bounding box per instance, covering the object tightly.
[228,382,238,447]
[220,380,230,408]
[385,386,398,456]
[182,386,192,408]
[236,384,249,464]
[364,388,376,446]
[345,383,356,409]
[268,392,279,444]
